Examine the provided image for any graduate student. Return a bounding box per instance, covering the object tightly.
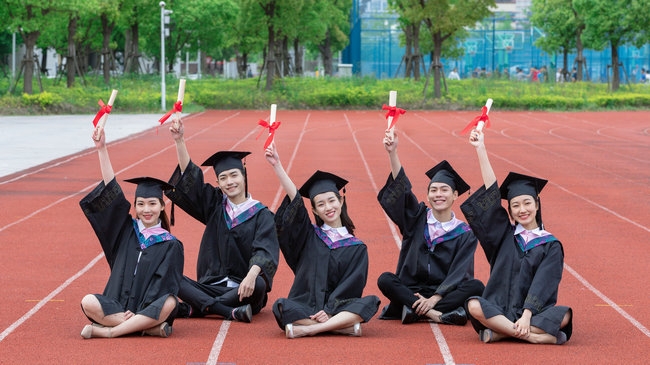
[460,128,572,344]
[376,130,484,325]
[79,126,184,339]
[265,143,380,339]
[166,118,279,322]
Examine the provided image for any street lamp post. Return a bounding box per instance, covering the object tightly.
[160,2,172,110]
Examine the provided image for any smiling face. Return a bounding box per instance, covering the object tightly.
[311,191,343,228]
[135,197,164,228]
[217,168,246,202]
[508,194,539,230]
[427,182,458,213]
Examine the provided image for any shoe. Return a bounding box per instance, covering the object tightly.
[142,322,172,338]
[285,323,295,339]
[479,329,494,343]
[231,304,252,323]
[401,305,419,324]
[440,307,468,326]
[352,322,362,337]
[177,302,193,318]
[555,331,567,345]
[80,324,93,339]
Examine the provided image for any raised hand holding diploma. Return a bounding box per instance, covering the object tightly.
[382,91,406,139]
[257,104,281,150]
[159,79,185,126]
[92,89,118,132]
[461,98,493,134]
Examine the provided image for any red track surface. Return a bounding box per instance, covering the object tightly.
[1,110,648,364]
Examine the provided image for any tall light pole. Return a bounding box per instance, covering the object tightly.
[160,2,172,110]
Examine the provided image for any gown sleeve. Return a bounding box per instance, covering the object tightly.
[165,160,223,225]
[523,241,564,315]
[460,182,511,265]
[249,209,280,291]
[377,167,426,235]
[327,245,369,307]
[274,195,313,273]
[79,178,132,268]
[435,231,479,296]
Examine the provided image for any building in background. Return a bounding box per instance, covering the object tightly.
[342,0,650,81]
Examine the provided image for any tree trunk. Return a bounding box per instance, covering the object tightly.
[124,23,140,73]
[319,30,333,77]
[235,49,248,78]
[293,38,303,76]
[101,14,114,85]
[611,41,620,91]
[412,24,421,81]
[67,16,78,87]
[403,25,413,78]
[575,26,584,81]
[432,33,443,99]
[40,47,48,74]
[282,36,291,77]
[562,46,568,81]
[22,31,40,94]
[265,24,276,90]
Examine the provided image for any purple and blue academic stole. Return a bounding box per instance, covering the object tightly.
[222,199,266,229]
[424,222,472,251]
[313,224,364,250]
[515,233,558,253]
[132,219,176,250]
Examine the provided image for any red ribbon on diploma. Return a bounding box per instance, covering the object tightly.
[461,106,491,135]
[256,119,281,150]
[158,101,183,125]
[382,104,406,130]
[92,99,112,127]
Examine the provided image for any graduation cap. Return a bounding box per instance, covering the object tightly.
[298,170,348,200]
[499,172,548,201]
[425,160,470,195]
[201,151,251,176]
[124,177,176,225]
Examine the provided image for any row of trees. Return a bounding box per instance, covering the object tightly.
[0,0,351,93]
[531,0,649,91]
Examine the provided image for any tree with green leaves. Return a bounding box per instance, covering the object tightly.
[389,0,425,80]
[230,0,266,78]
[312,0,351,77]
[530,0,581,81]
[576,0,649,91]
[1,0,58,94]
[402,0,495,98]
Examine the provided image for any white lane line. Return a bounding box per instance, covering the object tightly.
[0,112,249,343]
[270,113,311,211]
[0,112,239,234]
[564,264,650,338]
[0,253,105,343]
[0,112,206,185]
[410,112,650,337]
[344,114,453,364]
[413,112,650,233]
[207,321,231,365]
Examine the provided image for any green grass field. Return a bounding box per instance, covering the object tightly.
[1,74,649,115]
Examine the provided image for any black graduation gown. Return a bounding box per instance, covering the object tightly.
[79,178,184,324]
[166,161,279,294]
[272,195,380,329]
[377,168,480,313]
[460,182,572,339]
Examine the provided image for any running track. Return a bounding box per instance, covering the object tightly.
[0,110,648,364]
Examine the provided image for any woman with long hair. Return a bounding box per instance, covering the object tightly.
[460,128,572,344]
[78,126,184,339]
[265,143,380,339]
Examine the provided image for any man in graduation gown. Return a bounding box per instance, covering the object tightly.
[376,131,484,325]
[166,118,279,322]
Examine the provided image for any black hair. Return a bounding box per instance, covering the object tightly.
[311,191,355,235]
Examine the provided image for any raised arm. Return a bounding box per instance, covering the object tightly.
[265,142,298,200]
[384,130,402,179]
[92,126,114,185]
[469,129,497,188]
[169,117,190,173]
